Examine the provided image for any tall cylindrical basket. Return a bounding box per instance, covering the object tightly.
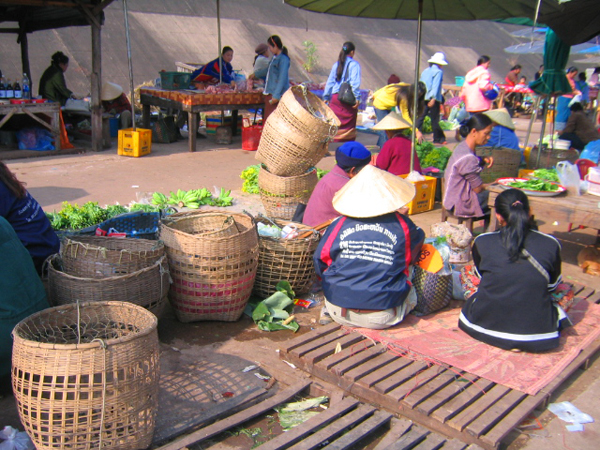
[12,301,159,450]
[258,165,318,220]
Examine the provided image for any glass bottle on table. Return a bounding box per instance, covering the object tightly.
[14,80,22,99]
[5,79,13,99]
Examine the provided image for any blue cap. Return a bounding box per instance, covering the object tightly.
[335,142,372,170]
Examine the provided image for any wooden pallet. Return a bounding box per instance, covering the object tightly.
[279,286,600,450]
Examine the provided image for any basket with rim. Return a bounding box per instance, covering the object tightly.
[526,145,579,170]
[475,146,522,183]
[11,301,159,450]
[256,85,340,177]
[159,210,259,322]
[258,165,318,220]
[253,217,320,298]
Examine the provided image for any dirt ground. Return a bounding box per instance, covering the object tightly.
[2,117,600,449]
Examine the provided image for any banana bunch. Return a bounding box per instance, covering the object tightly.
[151,192,169,208]
[168,189,200,209]
[215,188,233,207]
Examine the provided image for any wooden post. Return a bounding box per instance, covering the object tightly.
[91,14,102,152]
[19,29,32,93]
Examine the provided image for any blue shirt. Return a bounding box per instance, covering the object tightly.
[420,64,444,102]
[192,57,234,84]
[264,53,290,100]
[484,125,520,151]
[324,57,361,102]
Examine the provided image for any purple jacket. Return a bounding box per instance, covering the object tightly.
[443,141,484,217]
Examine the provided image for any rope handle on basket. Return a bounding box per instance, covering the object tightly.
[297,217,334,239]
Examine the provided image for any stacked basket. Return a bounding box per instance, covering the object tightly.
[256,86,340,220]
[253,217,321,298]
[160,211,259,322]
[48,236,169,317]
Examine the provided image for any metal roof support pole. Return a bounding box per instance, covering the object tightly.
[90,8,102,152]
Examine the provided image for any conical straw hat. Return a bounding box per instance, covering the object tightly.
[332,165,416,218]
[483,108,515,130]
[371,111,411,131]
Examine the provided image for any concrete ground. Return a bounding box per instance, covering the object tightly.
[2,116,600,449]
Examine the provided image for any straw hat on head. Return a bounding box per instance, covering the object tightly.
[428,52,448,66]
[332,165,416,218]
[101,82,123,101]
[483,108,515,130]
[372,111,412,131]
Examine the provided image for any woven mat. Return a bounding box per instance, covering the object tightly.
[351,299,600,396]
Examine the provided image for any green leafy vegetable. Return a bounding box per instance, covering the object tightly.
[240,165,328,194]
[507,179,560,191]
[421,116,433,133]
[532,168,560,182]
[416,142,452,170]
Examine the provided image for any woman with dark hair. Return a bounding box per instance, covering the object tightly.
[459,188,568,352]
[461,55,494,114]
[443,113,494,219]
[559,102,600,150]
[556,66,581,130]
[192,46,235,85]
[372,82,426,147]
[504,64,522,87]
[39,51,73,105]
[0,161,60,274]
[323,42,361,142]
[263,35,290,122]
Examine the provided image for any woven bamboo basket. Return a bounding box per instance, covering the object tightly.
[12,301,159,450]
[526,146,579,170]
[254,218,320,298]
[258,165,318,220]
[256,86,340,176]
[475,147,522,183]
[160,211,259,322]
[47,254,170,317]
[61,236,165,278]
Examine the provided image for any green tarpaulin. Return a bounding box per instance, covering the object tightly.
[529,29,572,96]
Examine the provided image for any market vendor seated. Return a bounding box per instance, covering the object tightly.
[302,142,371,227]
[191,46,235,85]
[482,108,520,151]
[314,165,425,330]
[373,111,422,175]
[559,102,600,151]
[39,51,74,106]
[459,188,568,352]
[101,82,132,129]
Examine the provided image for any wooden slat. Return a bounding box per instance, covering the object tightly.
[372,418,414,450]
[586,291,600,304]
[333,343,387,376]
[430,378,496,423]
[466,390,527,438]
[447,385,511,432]
[343,351,399,383]
[258,397,360,450]
[315,337,376,371]
[290,329,349,359]
[439,439,469,450]
[374,361,429,394]
[155,380,311,450]
[358,356,415,388]
[321,410,393,450]
[416,376,480,416]
[279,322,341,353]
[387,365,448,403]
[575,286,595,300]
[402,371,465,409]
[287,404,376,450]
[387,425,430,450]
[411,432,446,450]
[302,333,366,366]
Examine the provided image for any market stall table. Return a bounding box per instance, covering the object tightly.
[0,102,61,151]
[487,183,600,231]
[140,88,265,152]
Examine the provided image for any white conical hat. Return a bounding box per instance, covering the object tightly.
[101,82,123,101]
[332,165,416,218]
[371,111,411,131]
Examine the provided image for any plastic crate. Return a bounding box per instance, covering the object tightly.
[118,128,152,157]
[205,114,242,134]
[400,175,437,215]
[160,71,192,90]
[96,211,161,239]
[518,169,534,178]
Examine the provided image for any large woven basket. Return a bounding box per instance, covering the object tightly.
[526,146,579,170]
[47,254,170,317]
[475,147,522,183]
[12,301,159,450]
[61,236,165,278]
[160,211,259,322]
[254,218,320,298]
[258,165,318,220]
[256,86,340,176]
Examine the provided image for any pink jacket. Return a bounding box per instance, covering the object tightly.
[460,65,493,112]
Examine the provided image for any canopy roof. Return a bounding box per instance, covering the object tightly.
[0,0,111,33]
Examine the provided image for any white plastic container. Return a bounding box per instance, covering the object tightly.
[585,167,600,197]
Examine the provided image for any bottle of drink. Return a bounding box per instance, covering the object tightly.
[14,81,22,99]
[6,79,13,99]
[22,73,31,100]
[0,74,5,99]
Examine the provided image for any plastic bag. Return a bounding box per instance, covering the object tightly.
[0,426,34,450]
[16,128,55,151]
[411,238,453,316]
[556,161,581,196]
[406,171,426,182]
[580,140,600,164]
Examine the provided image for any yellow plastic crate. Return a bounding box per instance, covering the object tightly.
[518,169,534,178]
[118,128,152,157]
[400,175,437,215]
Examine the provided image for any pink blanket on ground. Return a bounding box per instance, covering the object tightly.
[350,299,600,396]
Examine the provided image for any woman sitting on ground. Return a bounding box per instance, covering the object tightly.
[459,189,568,352]
[373,112,422,175]
[443,113,494,219]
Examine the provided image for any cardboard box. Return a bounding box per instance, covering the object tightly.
[400,175,437,215]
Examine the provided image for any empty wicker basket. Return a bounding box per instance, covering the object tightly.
[254,218,320,298]
[256,86,340,177]
[160,211,259,322]
[12,301,159,450]
[526,146,579,170]
[258,165,318,220]
[476,147,522,183]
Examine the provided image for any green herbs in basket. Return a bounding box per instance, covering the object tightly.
[532,168,560,182]
[240,165,329,194]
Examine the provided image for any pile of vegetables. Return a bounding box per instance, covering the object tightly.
[151,188,233,209]
[532,168,560,182]
[421,116,433,133]
[46,202,159,231]
[241,165,329,194]
[415,141,452,170]
[507,179,560,192]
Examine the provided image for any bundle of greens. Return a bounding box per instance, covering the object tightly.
[415,141,452,170]
[240,165,329,194]
[532,168,560,182]
[507,179,560,192]
[151,188,233,209]
[421,116,433,133]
